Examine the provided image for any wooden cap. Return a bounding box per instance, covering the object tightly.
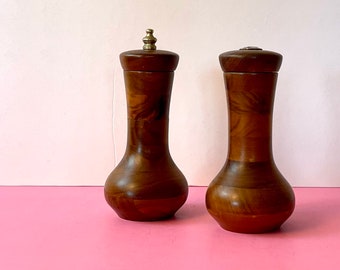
[120,29,179,72]
[219,47,282,73]
[120,50,179,72]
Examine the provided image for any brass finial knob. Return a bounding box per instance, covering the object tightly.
[240,46,263,50]
[143,29,157,50]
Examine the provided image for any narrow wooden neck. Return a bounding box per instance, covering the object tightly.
[123,71,174,156]
[225,72,277,162]
[126,119,169,153]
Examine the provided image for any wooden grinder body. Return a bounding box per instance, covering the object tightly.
[206,47,295,233]
[104,31,188,221]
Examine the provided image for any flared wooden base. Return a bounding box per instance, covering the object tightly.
[206,160,295,233]
[207,208,294,234]
[104,192,188,221]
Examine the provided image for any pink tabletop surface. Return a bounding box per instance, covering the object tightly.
[0,186,339,269]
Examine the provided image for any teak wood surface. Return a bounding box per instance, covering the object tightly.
[206,48,295,233]
[104,50,188,221]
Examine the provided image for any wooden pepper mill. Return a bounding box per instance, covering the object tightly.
[104,29,188,221]
[206,47,295,233]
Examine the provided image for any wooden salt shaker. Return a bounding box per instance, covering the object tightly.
[206,47,295,233]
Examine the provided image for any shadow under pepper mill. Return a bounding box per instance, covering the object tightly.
[104,29,188,221]
[206,47,295,233]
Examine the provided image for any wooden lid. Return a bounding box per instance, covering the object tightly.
[120,29,179,72]
[219,47,282,73]
[120,50,179,72]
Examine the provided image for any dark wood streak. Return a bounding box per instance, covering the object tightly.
[206,49,295,233]
[125,71,172,121]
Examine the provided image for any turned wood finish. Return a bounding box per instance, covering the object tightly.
[206,48,295,233]
[104,38,188,221]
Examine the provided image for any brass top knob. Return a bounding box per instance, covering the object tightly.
[143,29,157,50]
[120,29,178,71]
[240,46,263,50]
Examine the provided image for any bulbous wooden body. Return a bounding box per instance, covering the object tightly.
[206,48,295,233]
[104,49,188,221]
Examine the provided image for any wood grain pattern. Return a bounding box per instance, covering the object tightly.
[206,49,295,233]
[104,51,188,221]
